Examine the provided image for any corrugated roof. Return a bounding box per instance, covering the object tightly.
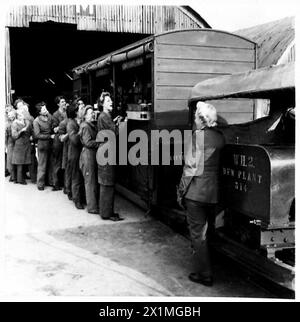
[235,16,295,68]
[180,6,211,28]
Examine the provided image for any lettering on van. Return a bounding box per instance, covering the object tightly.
[222,153,263,193]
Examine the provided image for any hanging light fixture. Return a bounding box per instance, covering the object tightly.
[48,78,55,85]
[64,72,73,81]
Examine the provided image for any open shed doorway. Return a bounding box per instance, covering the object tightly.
[9,21,147,115]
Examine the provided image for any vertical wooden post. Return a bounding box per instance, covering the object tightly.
[112,63,116,109]
[88,72,93,104]
[5,27,12,105]
[148,53,157,206]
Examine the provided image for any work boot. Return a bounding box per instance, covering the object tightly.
[88,209,99,214]
[188,273,213,286]
[52,186,62,191]
[111,213,124,221]
[101,213,124,221]
[75,202,84,210]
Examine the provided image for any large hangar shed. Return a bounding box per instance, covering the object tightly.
[5,4,209,112]
[235,16,295,67]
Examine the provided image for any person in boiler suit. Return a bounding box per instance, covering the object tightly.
[5,108,17,182]
[97,92,124,221]
[79,106,99,214]
[67,102,85,209]
[33,102,54,190]
[11,109,32,184]
[51,96,67,191]
[180,101,225,287]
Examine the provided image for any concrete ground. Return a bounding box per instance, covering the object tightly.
[1,177,275,299]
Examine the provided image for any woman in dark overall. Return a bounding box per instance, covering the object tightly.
[179,102,225,286]
[67,103,84,209]
[33,102,54,190]
[5,108,17,182]
[11,109,32,184]
[20,102,37,184]
[97,92,123,221]
[58,115,71,198]
[51,96,67,191]
[79,106,99,214]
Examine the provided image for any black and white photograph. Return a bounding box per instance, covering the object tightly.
[0,0,297,303]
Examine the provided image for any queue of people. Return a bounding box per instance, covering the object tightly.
[5,93,124,222]
[5,95,224,286]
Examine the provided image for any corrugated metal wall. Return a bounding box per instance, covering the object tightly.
[6,5,204,33]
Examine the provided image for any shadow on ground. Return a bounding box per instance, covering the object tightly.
[49,219,275,298]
